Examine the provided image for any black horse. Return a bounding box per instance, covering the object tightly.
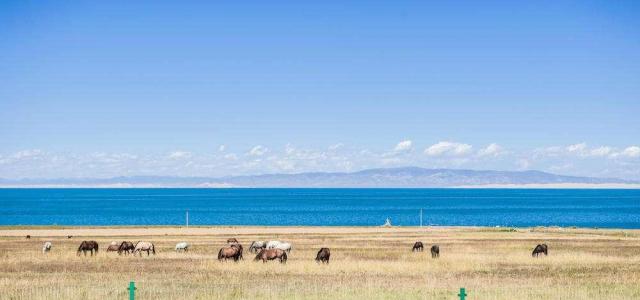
[117,241,135,255]
[532,244,548,257]
[77,241,99,256]
[412,242,424,252]
[430,245,440,258]
[316,248,331,264]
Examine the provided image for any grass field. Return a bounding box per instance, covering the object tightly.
[0,226,639,299]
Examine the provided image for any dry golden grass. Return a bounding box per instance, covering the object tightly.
[1,226,639,299]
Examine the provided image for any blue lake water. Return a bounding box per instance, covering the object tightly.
[0,188,639,228]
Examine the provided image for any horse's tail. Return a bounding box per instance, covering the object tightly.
[152,243,156,255]
[282,251,288,263]
[218,248,223,260]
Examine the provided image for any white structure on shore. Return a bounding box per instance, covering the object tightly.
[382,218,392,227]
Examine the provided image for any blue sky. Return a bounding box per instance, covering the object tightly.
[1,1,639,179]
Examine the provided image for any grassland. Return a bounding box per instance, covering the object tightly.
[0,226,639,299]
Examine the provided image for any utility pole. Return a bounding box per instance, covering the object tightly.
[186,210,189,228]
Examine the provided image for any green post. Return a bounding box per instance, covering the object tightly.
[458,288,467,300]
[128,281,136,300]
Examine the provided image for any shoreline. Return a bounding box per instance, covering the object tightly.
[2,225,638,237]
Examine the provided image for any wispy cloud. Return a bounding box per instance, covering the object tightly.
[393,140,413,152]
[1,142,639,180]
[425,141,472,156]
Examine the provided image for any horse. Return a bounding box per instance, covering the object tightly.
[118,241,135,255]
[249,241,266,253]
[430,245,440,258]
[175,242,189,252]
[412,242,424,252]
[42,242,52,254]
[218,245,242,262]
[315,248,330,264]
[106,241,120,253]
[254,248,287,264]
[133,241,156,256]
[274,242,292,253]
[532,244,548,257]
[227,238,239,244]
[266,240,283,249]
[67,235,73,239]
[26,235,31,239]
[77,241,99,256]
[231,243,244,260]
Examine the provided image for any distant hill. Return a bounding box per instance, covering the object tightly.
[1,167,637,188]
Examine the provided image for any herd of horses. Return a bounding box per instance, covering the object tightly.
[36,235,549,262]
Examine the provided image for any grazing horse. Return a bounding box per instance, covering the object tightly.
[430,245,440,258]
[67,235,73,239]
[412,242,424,252]
[118,241,135,255]
[106,241,120,253]
[175,242,189,252]
[26,235,31,239]
[254,248,287,264]
[266,240,282,249]
[315,248,330,264]
[227,238,239,244]
[218,245,242,262]
[532,244,548,257]
[133,241,156,256]
[42,242,52,254]
[249,241,266,253]
[274,242,292,253]
[77,241,99,256]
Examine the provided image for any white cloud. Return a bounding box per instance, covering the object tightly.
[620,146,640,158]
[168,151,191,159]
[223,153,238,160]
[218,145,226,152]
[477,143,504,157]
[285,144,296,155]
[425,141,472,156]
[393,140,413,152]
[248,145,268,156]
[566,143,587,153]
[12,149,44,159]
[589,146,612,157]
[328,143,344,151]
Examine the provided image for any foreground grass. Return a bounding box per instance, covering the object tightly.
[0,227,639,299]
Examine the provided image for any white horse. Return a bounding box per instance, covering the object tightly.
[175,242,189,252]
[266,240,282,249]
[274,242,292,253]
[133,241,156,256]
[42,241,52,254]
[249,241,266,253]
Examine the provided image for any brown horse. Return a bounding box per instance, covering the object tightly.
[26,235,31,239]
[77,241,99,256]
[106,241,120,253]
[430,245,440,258]
[254,248,287,263]
[412,242,424,252]
[227,238,239,244]
[218,245,242,262]
[315,248,330,264]
[532,244,548,257]
[118,241,135,255]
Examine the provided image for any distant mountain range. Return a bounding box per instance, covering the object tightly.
[1,167,638,188]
